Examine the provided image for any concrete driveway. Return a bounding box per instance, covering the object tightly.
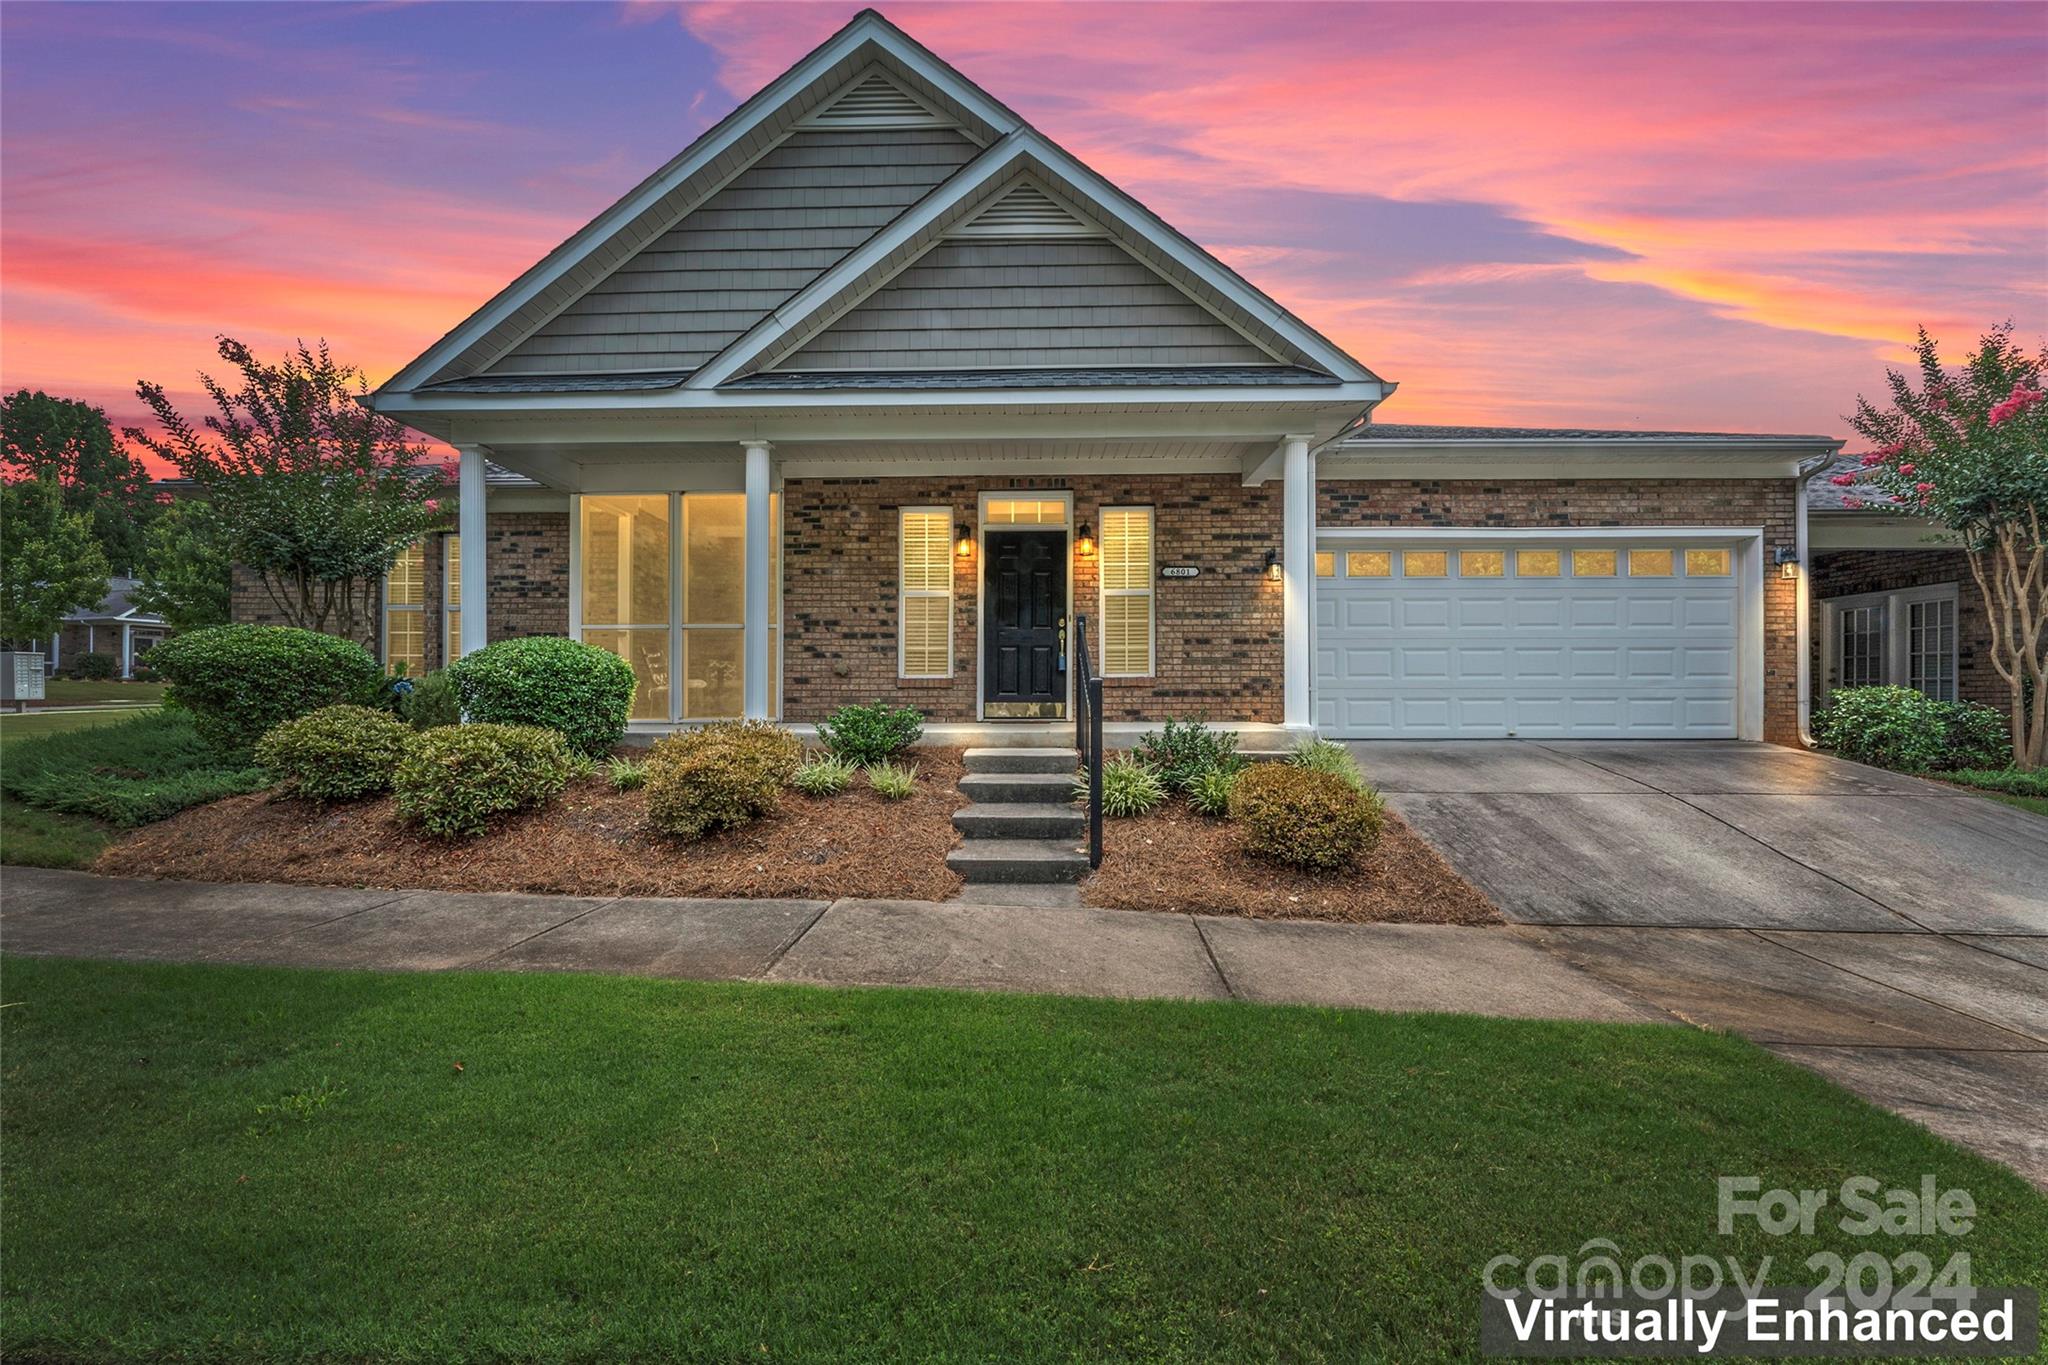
[1357,740,2048,1185]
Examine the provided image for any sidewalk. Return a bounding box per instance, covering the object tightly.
[0,867,1661,1022]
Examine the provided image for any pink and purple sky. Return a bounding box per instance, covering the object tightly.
[3,1,2043,472]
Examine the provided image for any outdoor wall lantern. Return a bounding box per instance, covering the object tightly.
[956,523,975,557]
[1265,549,1283,581]
[1774,545,1799,579]
[1075,522,1097,559]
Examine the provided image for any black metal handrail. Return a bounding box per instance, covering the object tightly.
[1073,614,1104,868]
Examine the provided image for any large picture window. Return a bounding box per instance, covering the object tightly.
[899,508,953,678]
[575,493,778,722]
[1099,506,1155,677]
[383,540,425,676]
[443,535,461,665]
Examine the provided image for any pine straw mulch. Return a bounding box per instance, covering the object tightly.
[95,749,968,902]
[1081,799,1501,925]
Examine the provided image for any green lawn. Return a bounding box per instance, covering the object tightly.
[0,704,160,744]
[38,678,167,706]
[0,713,134,867]
[3,958,2042,1362]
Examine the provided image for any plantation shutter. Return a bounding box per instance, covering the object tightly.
[1099,508,1154,676]
[899,509,953,678]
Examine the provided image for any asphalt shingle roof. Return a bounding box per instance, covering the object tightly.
[1806,454,1888,511]
[721,366,1340,391]
[422,371,692,394]
[1344,422,1837,444]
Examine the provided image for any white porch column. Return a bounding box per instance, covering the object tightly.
[1281,434,1314,729]
[742,439,774,720]
[457,445,489,659]
[121,623,133,679]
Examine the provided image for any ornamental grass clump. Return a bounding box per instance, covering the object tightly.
[1286,736,1369,792]
[446,636,637,758]
[791,754,859,796]
[1185,764,1242,818]
[605,757,648,792]
[865,761,917,800]
[392,723,576,839]
[255,705,411,802]
[1228,762,1384,871]
[1075,753,1166,817]
[644,722,802,840]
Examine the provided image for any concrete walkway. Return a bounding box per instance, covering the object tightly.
[1359,740,2048,1188]
[0,867,1659,1023]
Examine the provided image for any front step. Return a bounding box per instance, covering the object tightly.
[959,772,1074,805]
[954,802,1087,840]
[964,746,1079,775]
[946,838,1090,884]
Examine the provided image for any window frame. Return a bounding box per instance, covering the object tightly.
[898,506,955,680]
[443,534,462,666]
[1097,505,1156,679]
[382,540,426,675]
[1819,582,1960,701]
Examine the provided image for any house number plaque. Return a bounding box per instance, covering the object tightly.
[1159,566,1201,579]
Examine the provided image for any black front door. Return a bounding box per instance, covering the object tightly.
[984,529,1067,717]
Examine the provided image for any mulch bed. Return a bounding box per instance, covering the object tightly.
[1082,799,1500,924]
[97,749,969,902]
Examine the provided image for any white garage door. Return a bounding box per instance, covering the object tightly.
[1314,541,1741,739]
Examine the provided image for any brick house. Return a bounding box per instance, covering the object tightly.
[337,9,1866,745]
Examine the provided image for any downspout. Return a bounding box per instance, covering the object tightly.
[1793,453,1837,748]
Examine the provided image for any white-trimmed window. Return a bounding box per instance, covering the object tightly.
[383,540,425,676]
[1821,583,1960,702]
[899,508,953,678]
[443,535,461,665]
[1099,506,1155,677]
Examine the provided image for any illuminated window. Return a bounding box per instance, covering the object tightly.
[581,496,672,721]
[983,498,1067,526]
[1460,550,1505,578]
[900,508,953,679]
[1571,549,1617,577]
[1517,550,1560,577]
[382,541,425,676]
[1628,548,1674,576]
[1346,551,1391,578]
[1099,507,1155,676]
[444,536,461,664]
[1685,548,1731,576]
[1402,551,1448,577]
[1315,551,1335,578]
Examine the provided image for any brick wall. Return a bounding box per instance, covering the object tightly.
[229,566,379,652]
[1810,549,2002,713]
[782,473,1284,723]
[1317,478,1802,744]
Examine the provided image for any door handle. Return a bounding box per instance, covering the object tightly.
[1057,614,1068,670]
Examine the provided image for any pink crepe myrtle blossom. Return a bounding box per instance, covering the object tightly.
[1842,495,1865,510]
[1829,472,1857,487]
[1897,462,1915,476]
[1988,382,2044,426]
[425,498,441,515]
[1916,482,1935,494]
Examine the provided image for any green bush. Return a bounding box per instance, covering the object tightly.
[791,754,858,797]
[818,702,923,766]
[1076,753,1166,817]
[1229,763,1384,871]
[1186,764,1242,818]
[254,705,411,802]
[1813,686,2012,771]
[69,652,116,681]
[1133,717,1242,792]
[0,710,267,827]
[398,670,462,731]
[643,722,802,840]
[392,723,576,838]
[1939,767,2048,798]
[446,636,636,758]
[1286,736,1368,791]
[605,757,648,792]
[147,624,383,755]
[866,761,916,800]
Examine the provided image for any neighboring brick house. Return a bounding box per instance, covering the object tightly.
[266,9,1853,746]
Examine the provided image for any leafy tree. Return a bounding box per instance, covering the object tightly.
[128,338,446,644]
[1845,325,2047,768]
[1,474,112,644]
[0,390,158,573]
[131,498,234,632]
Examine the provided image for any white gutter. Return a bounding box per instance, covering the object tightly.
[1793,453,1838,747]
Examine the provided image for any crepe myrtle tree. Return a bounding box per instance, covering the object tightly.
[0,473,111,645]
[1844,325,2047,768]
[129,338,447,646]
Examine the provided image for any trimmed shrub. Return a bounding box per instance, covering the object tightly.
[605,757,648,792]
[148,624,383,756]
[392,723,576,838]
[1229,763,1384,871]
[791,754,858,796]
[446,636,636,758]
[0,709,267,826]
[1813,686,2012,772]
[818,702,923,766]
[1133,717,1241,792]
[398,670,462,731]
[1287,736,1368,791]
[1186,764,1242,818]
[1076,753,1166,816]
[255,705,411,802]
[643,722,802,840]
[69,652,116,681]
[866,761,916,800]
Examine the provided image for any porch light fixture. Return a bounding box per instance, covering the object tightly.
[1774,545,1799,579]
[956,523,974,557]
[1264,549,1282,581]
[1075,521,1096,558]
